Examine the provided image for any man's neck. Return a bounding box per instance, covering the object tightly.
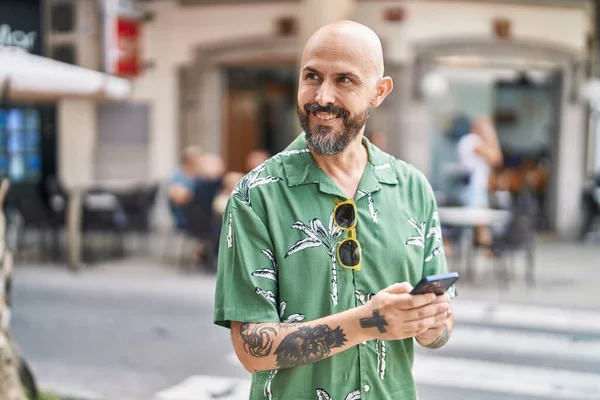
[311,134,369,199]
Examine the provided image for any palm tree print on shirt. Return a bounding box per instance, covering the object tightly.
[232,148,309,208]
[226,212,233,248]
[316,388,361,400]
[372,162,392,171]
[355,290,386,380]
[255,287,276,304]
[405,218,426,248]
[278,301,306,324]
[251,249,278,282]
[232,163,281,208]
[357,189,378,224]
[285,214,343,306]
[425,211,443,262]
[264,302,306,399]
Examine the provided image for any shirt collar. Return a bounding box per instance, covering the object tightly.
[282,133,399,198]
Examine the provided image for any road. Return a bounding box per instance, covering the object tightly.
[9,260,600,400]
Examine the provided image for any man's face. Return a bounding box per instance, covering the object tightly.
[297,40,376,156]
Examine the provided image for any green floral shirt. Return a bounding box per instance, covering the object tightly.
[214,134,448,400]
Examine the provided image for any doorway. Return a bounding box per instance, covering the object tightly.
[222,66,297,173]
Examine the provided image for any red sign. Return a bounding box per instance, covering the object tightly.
[114,17,140,77]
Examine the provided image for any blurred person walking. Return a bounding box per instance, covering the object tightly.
[457,117,503,246]
[214,21,454,400]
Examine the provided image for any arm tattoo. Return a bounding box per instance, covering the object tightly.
[359,309,388,333]
[274,325,347,369]
[240,323,277,357]
[422,325,450,349]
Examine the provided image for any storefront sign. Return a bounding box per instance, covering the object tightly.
[0,0,42,55]
[0,24,37,52]
[103,0,143,77]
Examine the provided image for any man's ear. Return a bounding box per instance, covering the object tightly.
[370,76,393,108]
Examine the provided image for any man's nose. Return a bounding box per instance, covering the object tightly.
[315,81,335,106]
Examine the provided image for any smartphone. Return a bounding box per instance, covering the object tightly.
[410,272,459,296]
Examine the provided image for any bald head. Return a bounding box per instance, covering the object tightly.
[297,21,393,156]
[302,20,385,80]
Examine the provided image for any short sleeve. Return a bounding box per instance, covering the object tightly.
[420,175,455,296]
[213,196,281,329]
[170,172,193,190]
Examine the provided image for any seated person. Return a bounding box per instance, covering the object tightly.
[168,146,202,230]
[245,149,270,173]
[213,171,244,216]
[193,152,226,207]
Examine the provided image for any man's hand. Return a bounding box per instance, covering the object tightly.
[414,292,453,348]
[360,282,450,342]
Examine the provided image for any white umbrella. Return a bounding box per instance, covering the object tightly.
[0,46,131,101]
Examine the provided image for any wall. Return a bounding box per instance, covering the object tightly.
[556,102,586,237]
[354,1,590,63]
[131,1,301,181]
[57,99,95,187]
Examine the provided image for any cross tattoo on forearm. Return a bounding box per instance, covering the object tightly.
[359,309,388,333]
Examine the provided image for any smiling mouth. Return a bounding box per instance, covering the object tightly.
[313,112,339,122]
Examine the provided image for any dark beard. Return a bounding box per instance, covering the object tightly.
[297,103,370,156]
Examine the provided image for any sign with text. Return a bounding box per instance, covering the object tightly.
[103,0,142,77]
[0,0,42,55]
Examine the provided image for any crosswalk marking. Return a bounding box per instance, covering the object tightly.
[414,354,600,399]
[441,325,600,362]
[155,375,251,400]
[452,299,600,334]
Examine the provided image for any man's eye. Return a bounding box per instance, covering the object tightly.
[306,73,319,80]
[338,76,351,83]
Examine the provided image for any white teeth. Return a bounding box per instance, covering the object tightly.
[315,113,337,121]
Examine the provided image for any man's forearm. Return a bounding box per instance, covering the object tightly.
[232,306,375,373]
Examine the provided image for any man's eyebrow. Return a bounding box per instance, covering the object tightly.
[336,71,361,81]
[302,66,362,81]
[302,66,321,75]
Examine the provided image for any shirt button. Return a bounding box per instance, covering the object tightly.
[363,384,370,392]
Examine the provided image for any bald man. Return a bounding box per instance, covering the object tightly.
[214,21,454,400]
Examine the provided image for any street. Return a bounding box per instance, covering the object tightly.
[9,242,600,400]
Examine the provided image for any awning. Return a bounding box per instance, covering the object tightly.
[0,46,131,102]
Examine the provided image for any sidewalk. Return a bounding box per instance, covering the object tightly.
[38,237,596,309]
[451,238,600,311]
[12,238,599,400]
[15,238,598,310]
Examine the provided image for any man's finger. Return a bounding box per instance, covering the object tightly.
[432,292,452,304]
[404,302,449,321]
[383,282,413,294]
[397,291,437,309]
[428,310,452,328]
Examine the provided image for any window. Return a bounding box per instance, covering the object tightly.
[50,2,76,33]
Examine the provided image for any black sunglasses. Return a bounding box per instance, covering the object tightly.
[333,199,362,271]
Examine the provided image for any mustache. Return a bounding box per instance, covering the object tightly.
[304,103,350,119]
